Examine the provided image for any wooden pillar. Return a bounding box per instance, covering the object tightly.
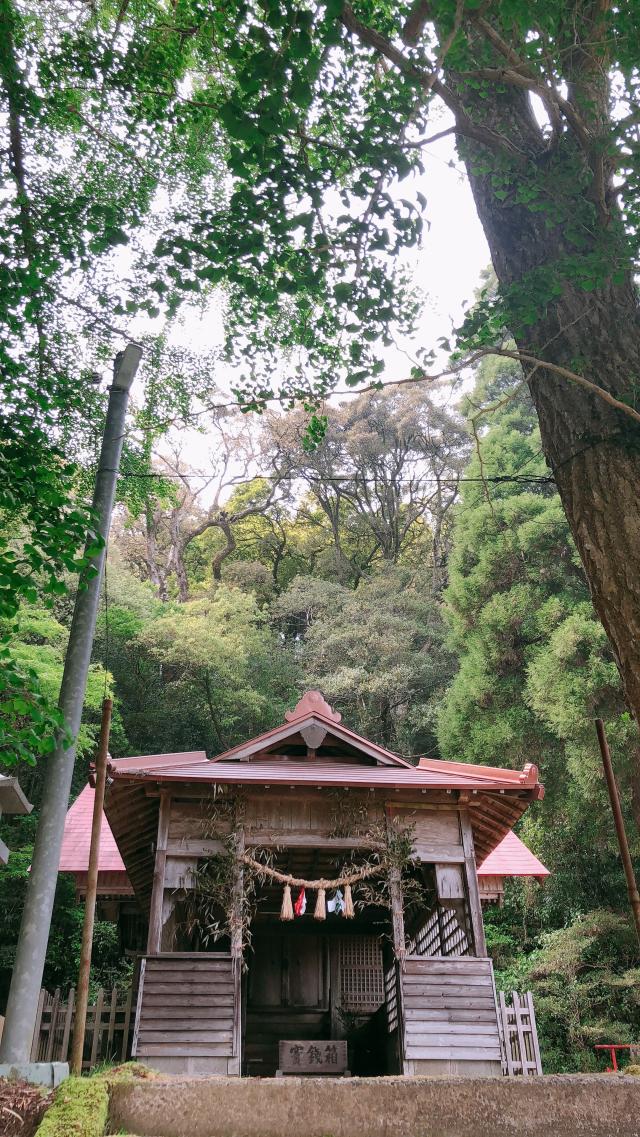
[385,809,406,960]
[386,808,408,1076]
[460,808,487,957]
[388,865,406,960]
[147,793,171,955]
[230,826,244,1070]
[230,826,245,962]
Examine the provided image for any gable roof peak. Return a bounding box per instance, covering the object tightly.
[285,690,342,724]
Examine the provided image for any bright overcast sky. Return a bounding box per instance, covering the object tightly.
[124,126,491,472]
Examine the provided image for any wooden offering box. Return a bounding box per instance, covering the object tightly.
[278,1039,349,1076]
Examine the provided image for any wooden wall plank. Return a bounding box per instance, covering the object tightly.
[400,955,502,1071]
[404,958,492,974]
[135,954,236,1066]
[405,1046,502,1061]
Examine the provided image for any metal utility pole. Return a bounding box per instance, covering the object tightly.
[0,345,142,1064]
[595,718,640,946]
[69,696,112,1075]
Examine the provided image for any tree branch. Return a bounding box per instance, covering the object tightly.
[339,3,525,161]
[352,348,640,430]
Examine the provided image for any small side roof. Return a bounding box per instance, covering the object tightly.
[59,783,127,876]
[478,830,549,881]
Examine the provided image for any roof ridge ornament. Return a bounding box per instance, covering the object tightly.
[285,690,342,724]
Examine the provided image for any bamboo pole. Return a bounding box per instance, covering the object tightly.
[595,718,640,945]
[70,697,113,1074]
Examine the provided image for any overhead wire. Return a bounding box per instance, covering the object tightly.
[117,469,553,486]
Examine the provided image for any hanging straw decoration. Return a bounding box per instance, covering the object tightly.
[280,883,294,921]
[343,883,354,919]
[314,887,326,921]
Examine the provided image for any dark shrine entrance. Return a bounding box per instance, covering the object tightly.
[243,927,390,1077]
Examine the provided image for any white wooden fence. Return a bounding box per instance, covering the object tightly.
[498,990,543,1076]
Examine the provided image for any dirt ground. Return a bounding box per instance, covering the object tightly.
[0,1079,53,1137]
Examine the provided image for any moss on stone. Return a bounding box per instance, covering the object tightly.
[35,1076,108,1137]
[34,1064,156,1137]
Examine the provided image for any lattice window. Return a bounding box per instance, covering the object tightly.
[339,935,384,1012]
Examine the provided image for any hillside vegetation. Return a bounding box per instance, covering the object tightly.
[2,359,638,1072]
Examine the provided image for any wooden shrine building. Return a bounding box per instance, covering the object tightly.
[103,691,544,1078]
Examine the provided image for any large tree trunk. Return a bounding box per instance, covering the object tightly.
[145,505,168,602]
[443,55,640,734]
[467,170,640,722]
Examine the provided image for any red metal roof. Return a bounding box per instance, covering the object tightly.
[106,750,206,772]
[111,756,541,793]
[59,784,127,874]
[102,695,544,902]
[478,830,549,880]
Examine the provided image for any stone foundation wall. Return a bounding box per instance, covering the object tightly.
[109,1073,640,1137]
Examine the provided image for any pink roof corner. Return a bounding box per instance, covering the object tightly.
[59,783,126,874]
[477,830,550,880]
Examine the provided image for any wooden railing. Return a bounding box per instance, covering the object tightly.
[30,986,134,1069]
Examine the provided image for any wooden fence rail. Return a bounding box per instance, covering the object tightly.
[30,986,134,1070]
[498,990,543,1076]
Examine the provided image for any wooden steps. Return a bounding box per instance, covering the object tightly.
[134,954,236,1063]
[401,956,502,1066]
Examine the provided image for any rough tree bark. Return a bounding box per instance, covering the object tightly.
[466,179,640,726]
[442,32,640,732]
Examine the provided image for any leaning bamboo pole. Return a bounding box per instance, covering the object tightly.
[595,718,640,945]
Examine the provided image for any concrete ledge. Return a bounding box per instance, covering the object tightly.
[0,1061,69,1088]
[108,1073,640,1137]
